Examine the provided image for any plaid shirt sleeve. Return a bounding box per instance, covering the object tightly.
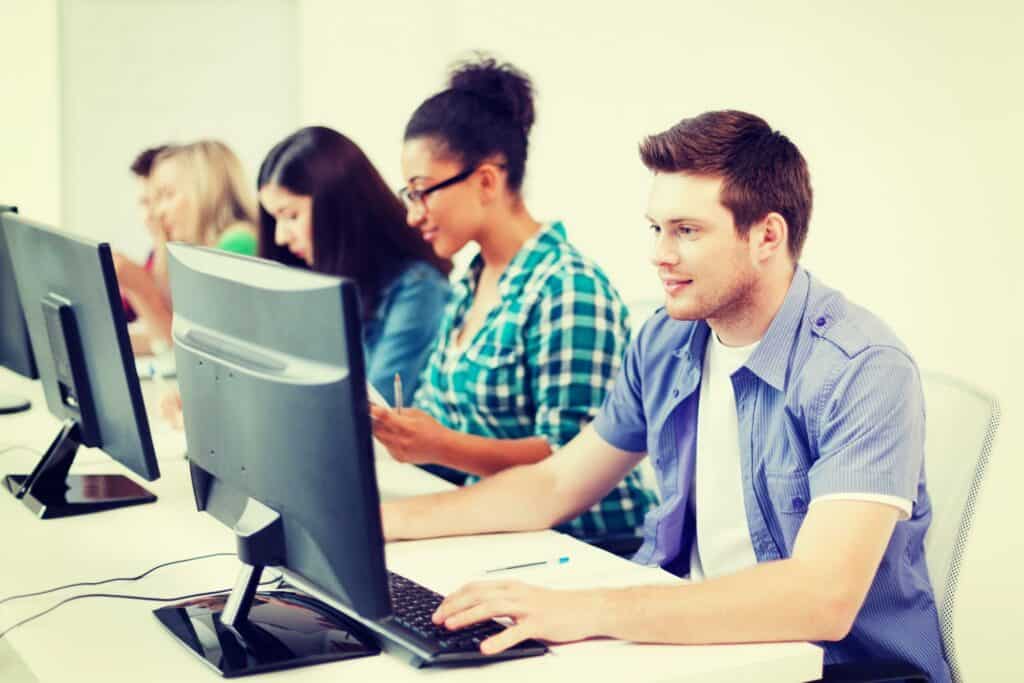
[525,263,658,539]
[525,264,631,448]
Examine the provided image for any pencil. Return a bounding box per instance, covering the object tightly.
[393,373,403,414]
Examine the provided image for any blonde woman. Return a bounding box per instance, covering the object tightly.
[114,140,258,355]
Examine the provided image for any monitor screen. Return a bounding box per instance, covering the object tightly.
[1,213,159,517]
[156,243,386,675]
[0,206,38,387]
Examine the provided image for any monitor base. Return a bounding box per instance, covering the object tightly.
[3,473,156,519]
[0,393,30,414]
[154,591,380,678]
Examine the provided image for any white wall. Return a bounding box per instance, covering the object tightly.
[0,0,61,225]
[59,0,299,258]
[300,1,1023,678]
[4,0,1020,676]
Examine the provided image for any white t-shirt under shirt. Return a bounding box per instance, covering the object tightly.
[689,332,759,581]
[687,332,913,582]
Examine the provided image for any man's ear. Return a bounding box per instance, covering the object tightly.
[751,212,789,262]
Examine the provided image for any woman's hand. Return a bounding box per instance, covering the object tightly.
[369,406,451,465]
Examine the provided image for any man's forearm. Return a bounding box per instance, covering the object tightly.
[436,432,551,477]
[591,558,855,645]
[383,462,562,540]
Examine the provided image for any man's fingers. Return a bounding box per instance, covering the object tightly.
[480,623,534,655]
[433,585,489,624]
[434,582,514,623]
[443,600,520,631]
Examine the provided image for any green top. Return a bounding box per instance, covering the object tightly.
[215,225,257,256]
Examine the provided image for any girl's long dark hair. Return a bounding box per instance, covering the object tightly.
[257,126,451,318]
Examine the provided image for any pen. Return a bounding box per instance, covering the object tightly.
[393,373,403,414]
[148,362,171,401]
[485,556,570,573]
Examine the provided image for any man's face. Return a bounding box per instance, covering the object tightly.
[150,157,199,243]
[645,172,759,322]
[137,177,160,238]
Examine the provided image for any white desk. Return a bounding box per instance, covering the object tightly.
[0,368,822,682]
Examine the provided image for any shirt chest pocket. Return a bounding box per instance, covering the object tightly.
[461,343,525,414]
[764,471,811,553]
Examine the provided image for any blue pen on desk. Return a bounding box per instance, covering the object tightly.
[148,362,168,392]
[485,556,570,573]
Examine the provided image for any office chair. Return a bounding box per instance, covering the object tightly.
[817,370,1001,682]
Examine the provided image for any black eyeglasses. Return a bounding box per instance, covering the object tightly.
[397,166,478,208]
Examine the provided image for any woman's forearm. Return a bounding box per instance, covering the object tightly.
[434,432,552,477]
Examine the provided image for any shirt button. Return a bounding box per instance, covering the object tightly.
[791,497,807,512]
[672,389,680,398]
[815,316,827,327]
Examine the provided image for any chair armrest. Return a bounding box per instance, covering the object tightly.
[818,659,929,682]
[580,533,643,558]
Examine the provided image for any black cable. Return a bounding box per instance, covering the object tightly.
[0,445,41,458]
[0,552,235,606]
[0,572,284,639]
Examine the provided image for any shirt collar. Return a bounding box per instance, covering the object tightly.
[454,221,567,300]
[743,266,810,391]
[673,266,810,392]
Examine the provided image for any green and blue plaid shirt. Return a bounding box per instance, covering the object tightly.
[414,222,658,539]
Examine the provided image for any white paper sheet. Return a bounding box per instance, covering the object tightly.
[367,381,394,461]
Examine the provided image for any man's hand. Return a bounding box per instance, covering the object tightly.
[433,580,602,654]
[369,405,451,465]
[112,252,148,292]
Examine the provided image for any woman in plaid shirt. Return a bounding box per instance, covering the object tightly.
[370,56,657,545]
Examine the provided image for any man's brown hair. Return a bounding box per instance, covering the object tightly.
[129,145,169,178]
[639,110,812,259]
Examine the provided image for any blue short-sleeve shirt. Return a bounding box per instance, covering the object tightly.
[592,267,949,682]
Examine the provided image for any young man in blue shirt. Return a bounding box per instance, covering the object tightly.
[381,110,948,681]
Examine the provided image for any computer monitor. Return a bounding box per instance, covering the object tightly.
[0,205,38,414]
[1,213,160,518]
[155,243,385,676]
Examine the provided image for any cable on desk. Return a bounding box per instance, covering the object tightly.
[0,552,235,606]
[0,572,284,639]
[0,445,42,458]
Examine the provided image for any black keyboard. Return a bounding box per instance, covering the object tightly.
[383,571,548,663]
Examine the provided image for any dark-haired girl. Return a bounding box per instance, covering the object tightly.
[371,57,657,546]
[257,126,452,405]
[162,127,451,426]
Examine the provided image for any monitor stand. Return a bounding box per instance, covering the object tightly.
[0,392,30,414]
[2,419,156,519]
[154,497,379,677]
